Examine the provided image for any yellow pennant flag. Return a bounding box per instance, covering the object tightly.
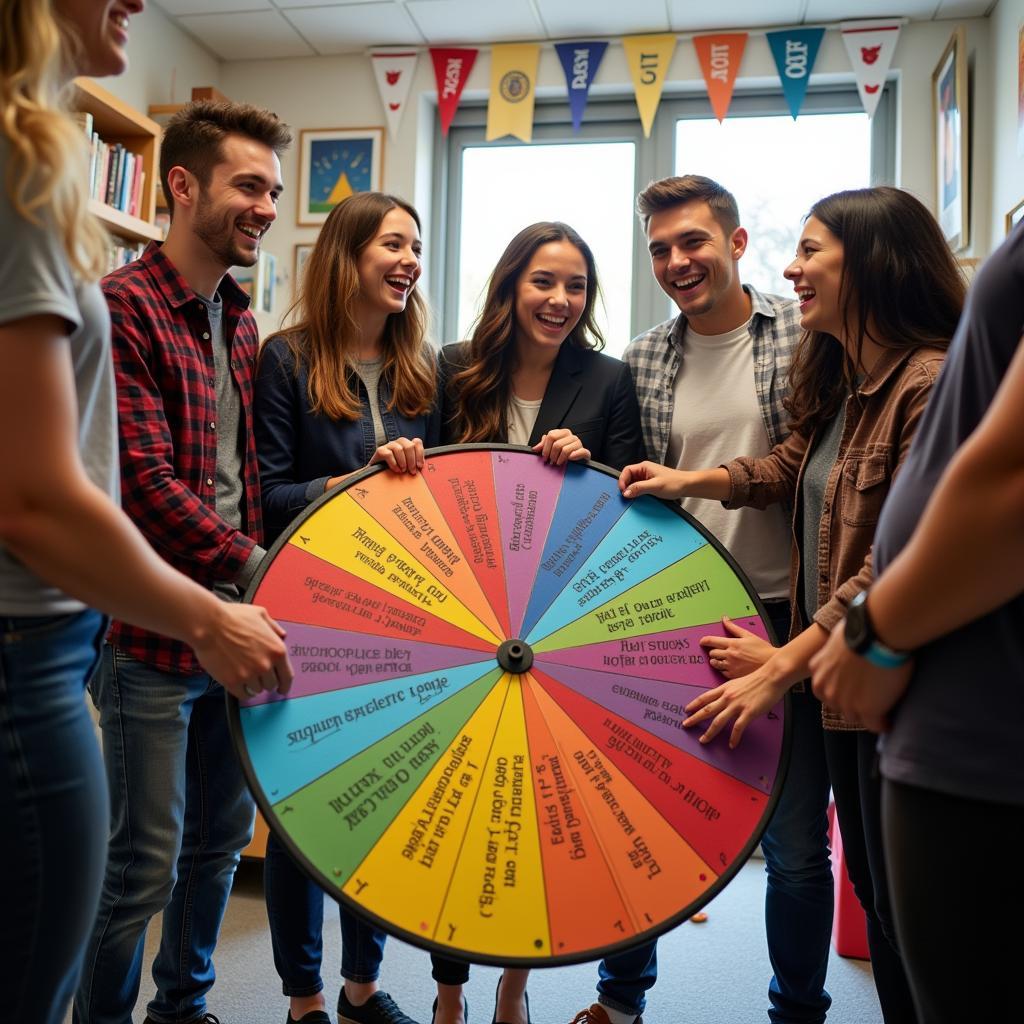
[486,43,540,142]
[623,34,677,138]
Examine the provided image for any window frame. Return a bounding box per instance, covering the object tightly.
[432,83,895,347]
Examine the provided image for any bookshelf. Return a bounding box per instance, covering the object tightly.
[74,77,162,245]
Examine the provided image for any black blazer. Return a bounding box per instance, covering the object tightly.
[439,341,646,470]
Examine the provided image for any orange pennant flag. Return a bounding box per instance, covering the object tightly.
[693,33,748,122]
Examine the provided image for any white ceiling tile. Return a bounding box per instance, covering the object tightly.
[271,0,389,8]
[803,0,937,22]
[935,0,995,18]
[283,2,425,52]
[176,10,315,59]
[536,0,669,38]
[668,0,804,32]
[154,0,271,14]
[405,0,545,44]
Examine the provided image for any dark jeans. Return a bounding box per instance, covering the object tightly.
[265,831,388,995]
[823,731,916,1024]
[76,646,255,1024]
[883,779,1024,1024]
[0,609,108,1024]
[596,601,834,1022]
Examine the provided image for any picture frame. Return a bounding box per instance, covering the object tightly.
[297,127,384,226]
[1007,197,1024,235]
[294,242,315,291]
[1017,23,1024,157]
[932,28,969,251]
[233,250,276,314]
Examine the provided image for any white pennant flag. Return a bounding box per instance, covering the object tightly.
[371,50,418,140]
[841,20,901,118]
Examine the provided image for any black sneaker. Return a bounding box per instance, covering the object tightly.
[338,989,423,1024]
[287,1011,332,1024]
[144,1016,223,1024]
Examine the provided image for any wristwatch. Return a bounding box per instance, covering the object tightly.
[844,590,910,668]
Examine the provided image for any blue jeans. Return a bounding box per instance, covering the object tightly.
[74,646,255,1024]
[0,609,108,1024]
[264,831,387,995]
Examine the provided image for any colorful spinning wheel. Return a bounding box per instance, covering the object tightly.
[230,445,789,967]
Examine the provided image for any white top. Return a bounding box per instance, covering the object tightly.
[665,320,791,601]
[507,394,543,447]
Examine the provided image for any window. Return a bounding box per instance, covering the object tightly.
[436,86,893,355]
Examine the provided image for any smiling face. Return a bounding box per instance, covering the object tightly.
[512,240,588,357]
[646,199,749,333]
[188,134,283,270]
[354,207,423,318]
[55,0,144,78]
[784,215,847,340]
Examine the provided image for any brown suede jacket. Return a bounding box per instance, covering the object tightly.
[724,344,947,729]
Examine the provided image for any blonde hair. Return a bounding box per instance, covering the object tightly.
[1,0,108,280]
[267,192,436,421]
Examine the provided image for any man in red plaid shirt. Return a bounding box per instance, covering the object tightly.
[75,102,292,1024]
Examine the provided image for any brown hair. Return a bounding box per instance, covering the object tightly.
[266,191,435,421]
[160,100,292,216]
[1,0,107,279]
[636,174,740,235]
[449,221,604,443]
[785,186,965,436]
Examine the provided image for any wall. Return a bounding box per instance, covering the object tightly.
[990,0,1024,245]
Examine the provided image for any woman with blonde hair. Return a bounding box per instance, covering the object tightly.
[255,190,439,1024]
[0,3,290,1022]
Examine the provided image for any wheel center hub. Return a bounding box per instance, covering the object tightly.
[496,638,534,674]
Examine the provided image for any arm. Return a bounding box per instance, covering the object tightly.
[108,290,256,587]
[683,623,829,748]
[812,337,1024,726]
[0,316,291,696]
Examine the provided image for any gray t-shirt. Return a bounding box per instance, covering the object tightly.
[0,137,119,614]
[355,357,387,449]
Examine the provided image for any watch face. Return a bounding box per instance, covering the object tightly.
[844,598,871,653]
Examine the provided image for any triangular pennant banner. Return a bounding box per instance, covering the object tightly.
[554,41,608,133]
[693,33,748,122]
[486,43,540,142]
[841,19,901,118]
[371,50,418,141]
[622,34,677,138]
[431,47,477,137]
[766,28,824,119]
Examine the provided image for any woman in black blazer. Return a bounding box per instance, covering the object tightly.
[435,222,645,1024]
[440,222,645,471]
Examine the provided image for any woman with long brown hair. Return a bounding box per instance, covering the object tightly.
[438,221,645,1024]
[442,221,644,470]
[254,191,438,1024]
[618,186,965,1023]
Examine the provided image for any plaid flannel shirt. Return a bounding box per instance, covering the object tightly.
[103,243,263,675]
[622,284,803,465]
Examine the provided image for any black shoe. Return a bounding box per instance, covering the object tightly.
[338,989,423,1024]
[491,977,530,1024]
[288,1011,333,1024]
[431,994,469,1024]
[144,1016,223,1024]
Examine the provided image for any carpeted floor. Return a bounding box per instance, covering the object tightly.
[85,857,880,1024]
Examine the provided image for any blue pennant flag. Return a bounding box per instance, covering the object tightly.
[766,28,824,119]
[555,41,608,132]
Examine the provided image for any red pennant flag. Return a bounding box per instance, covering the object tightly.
[431,48,478,136]
[693,33,748,122]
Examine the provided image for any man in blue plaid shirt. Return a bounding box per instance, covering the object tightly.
[571,176,834,1024]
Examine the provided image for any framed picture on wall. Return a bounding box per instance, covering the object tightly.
[1018,22,1024,156]
[932,27,969,251]
[297,127,384,226]
[294,243,315,290]
[1007,197,1024,235]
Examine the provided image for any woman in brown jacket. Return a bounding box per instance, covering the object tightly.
[617,187,965,1024]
